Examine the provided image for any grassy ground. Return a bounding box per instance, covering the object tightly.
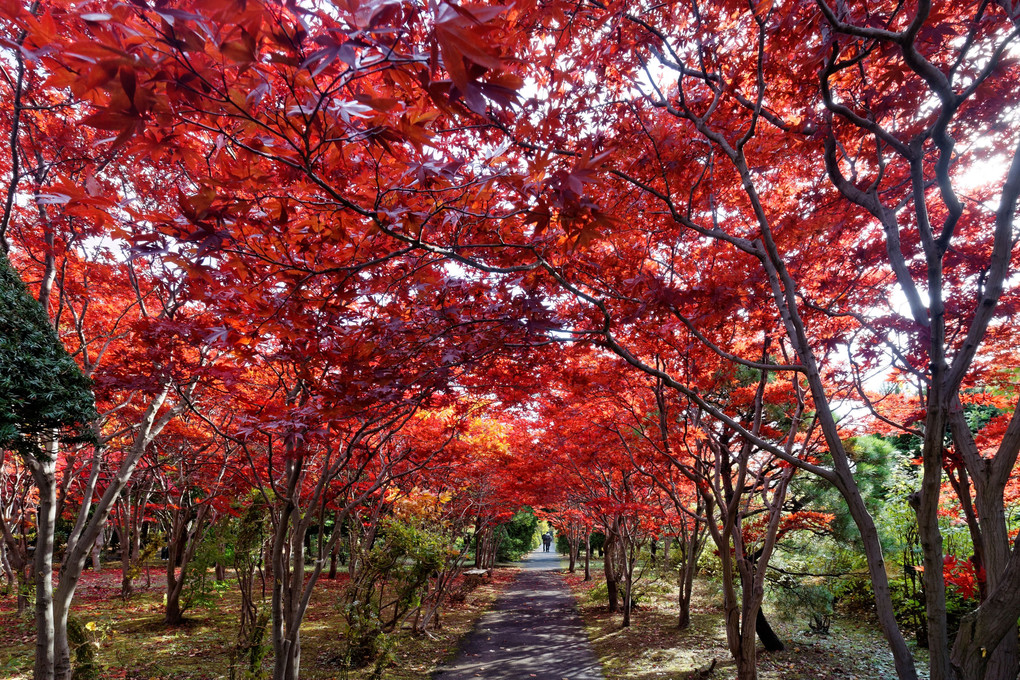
[563,561,930,680]
[0,563,517,680]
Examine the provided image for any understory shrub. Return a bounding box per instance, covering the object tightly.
[338,517,450,667]
[831,574,875,616]
[772,575,834,635]
[495,509,539,562]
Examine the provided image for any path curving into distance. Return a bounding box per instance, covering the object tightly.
[433,547,604,680]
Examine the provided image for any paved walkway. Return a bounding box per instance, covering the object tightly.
[433,548,603,680]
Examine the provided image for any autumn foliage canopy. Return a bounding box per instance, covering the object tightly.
[2,0,1020,679]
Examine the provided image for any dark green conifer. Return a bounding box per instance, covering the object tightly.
[0,257,97,457]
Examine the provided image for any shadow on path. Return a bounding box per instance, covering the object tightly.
[433,548,603,680]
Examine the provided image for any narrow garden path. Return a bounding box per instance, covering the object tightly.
[433,548,604,680]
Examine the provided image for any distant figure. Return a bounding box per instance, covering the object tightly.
[542,532,552,552]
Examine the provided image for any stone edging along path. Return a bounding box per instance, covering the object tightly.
[433,548,603,680]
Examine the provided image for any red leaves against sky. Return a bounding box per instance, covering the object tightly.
[4,0,1020,593]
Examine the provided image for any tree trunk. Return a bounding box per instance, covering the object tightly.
[328,542,338,580]
[716,523,744,679]
[911,401,954,680]
[756,608,785,652]
[606,576,619,614]
[603,527,620,613]
[734,555,765,680]
[736,623,758,680]
[165,589,184,625]
[678,590,691,629]
[15,556,30,616]
[679,520,703,630]
[1,542,10,589]
[120,508,135,600]
[271,457,303,680]
[473,516,485,568]
[678,553,694,630]
[622,537,635,628]
[969,470,1019,680]
[583,533,591,582]
[164,506,213,624]
[52,381,183,680]
[164,507,186,625]
[951,548,1020,680]
[30,454,57,680]
[89,533,103,572]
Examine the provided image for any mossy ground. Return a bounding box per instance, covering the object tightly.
[562,562,930,680]
[0,564,517,680]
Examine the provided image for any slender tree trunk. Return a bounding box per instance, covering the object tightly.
[915,405,953,680]
[0,542,15,599]
[30,453,57,680]
[733,547,766,680]
[164,508,186,624]
[271,457,302,680]
[89,533,103,572]
[164,509,209,626]
[622,535,635,628]
[271,489,293,680]
[328,542,339,580]
[8,544,31,615]
[677,584,691,629]
[120,504,135,599]
[678,524,701,630]
[278,510,306,680]
[719,544,743,680]
[52,382,183,680]
[604,525,619,613]
[583,533,591,582]
[473,516,485,568]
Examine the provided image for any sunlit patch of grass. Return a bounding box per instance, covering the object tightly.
[563,568,929,680]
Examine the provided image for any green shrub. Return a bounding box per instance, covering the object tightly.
[495,509,538,562]
[586,580,610,606]
[832,574,875,615]
[773,576,834,634]
[339,516,451,668]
